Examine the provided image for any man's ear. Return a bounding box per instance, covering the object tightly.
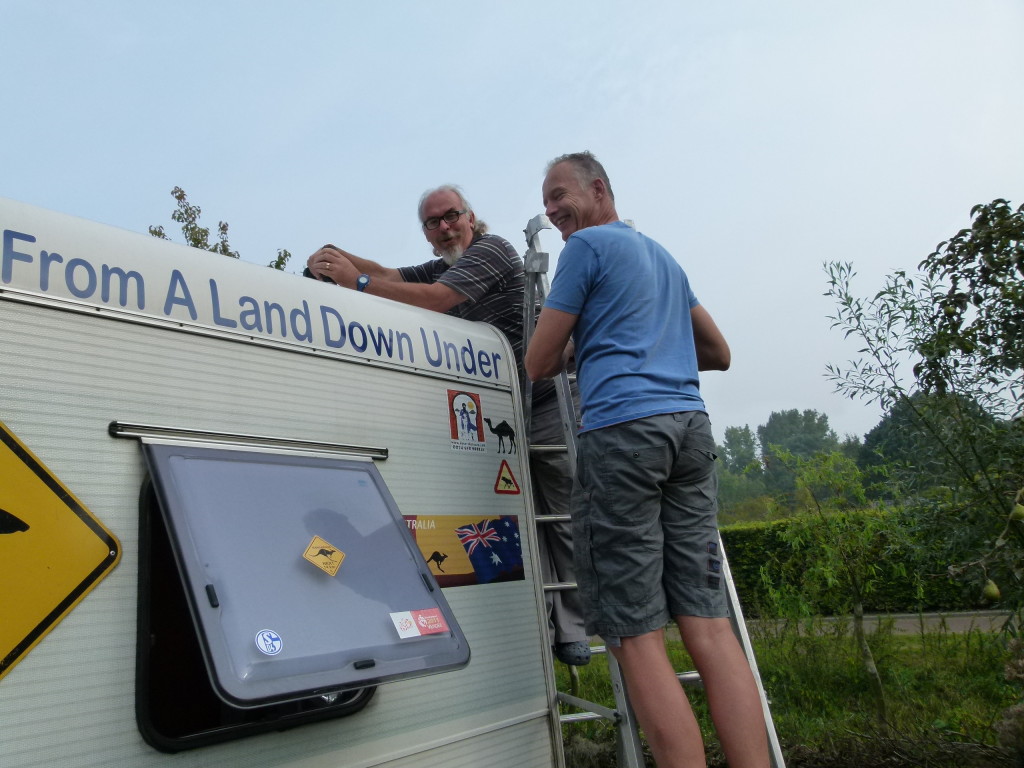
[590,178,607,200]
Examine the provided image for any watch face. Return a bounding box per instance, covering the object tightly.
[357,275,370,291]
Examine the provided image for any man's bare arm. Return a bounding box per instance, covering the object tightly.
[691,304,730,371]
[306,245,466,313]
[307,245,400,281]
[526,307,579,381]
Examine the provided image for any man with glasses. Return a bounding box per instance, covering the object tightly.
[305,184,592,667]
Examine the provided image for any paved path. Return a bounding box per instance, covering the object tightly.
[750,610,1013,634]
[656,611,1012,646]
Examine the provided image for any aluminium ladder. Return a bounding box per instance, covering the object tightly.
[520,214,786,768]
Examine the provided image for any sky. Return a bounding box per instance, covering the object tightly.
[3,1,1023,442]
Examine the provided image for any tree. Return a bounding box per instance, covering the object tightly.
[721,424,759,474]
[859,391,998,496]
[150,186,292,270]
[757,409,839,499]
[765,450,904,722]
[915,198,1024,405]
[825,199,1024,614]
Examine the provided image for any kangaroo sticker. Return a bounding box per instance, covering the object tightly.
[494,460,521,495]
[303,535,345,576]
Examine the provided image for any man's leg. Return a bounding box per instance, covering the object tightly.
[610,628,706,768]
[676,616,769,768]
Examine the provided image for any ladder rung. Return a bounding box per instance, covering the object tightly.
[535,514,570,524]
[542,581,577,592]
[559,711,607,724]
[678,670,704,687]
[557,692,621,723]
[528,444,568,454]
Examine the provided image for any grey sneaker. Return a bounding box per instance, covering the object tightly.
[554,641,592,666]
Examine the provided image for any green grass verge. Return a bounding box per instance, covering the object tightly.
[555,620,1020,767]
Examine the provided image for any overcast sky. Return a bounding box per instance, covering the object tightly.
[4,1,1023,441]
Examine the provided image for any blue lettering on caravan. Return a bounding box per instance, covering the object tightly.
[39,251,63,290]
[3,231,145,308]
[320,305,346,348]
[460,338,477,375]
[366,325,394,357]
[164,269,198,320]
[420,327,443,368]
[348,321,368,352]
[396,330,414,361]
[419,328,501,377]
[2,230,34,283]
[290,301,313,343]
[101,265,144,309]
[65,258,97,299]
[209,279,238,328]
[263,301,286,337]
[239,296,262,331]
[442,338,460,371]
[365,325,414,361]
[477,351,493,378]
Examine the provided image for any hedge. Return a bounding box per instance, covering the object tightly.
[721,513,974,617]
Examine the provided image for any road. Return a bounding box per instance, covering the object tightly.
[748,610,1013,635]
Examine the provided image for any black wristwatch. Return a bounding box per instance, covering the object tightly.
[356,274,371,292]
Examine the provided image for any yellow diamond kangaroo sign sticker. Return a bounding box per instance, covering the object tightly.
[0,420,121,681]
[303,535,345,576]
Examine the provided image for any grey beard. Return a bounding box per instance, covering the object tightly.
[439,246,465,266]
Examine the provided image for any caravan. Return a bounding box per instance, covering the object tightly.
[0,197,563,766]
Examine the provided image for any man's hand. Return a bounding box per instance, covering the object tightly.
[307,245,358,287]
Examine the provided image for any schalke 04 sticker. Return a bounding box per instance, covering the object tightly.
[255,629,283,656]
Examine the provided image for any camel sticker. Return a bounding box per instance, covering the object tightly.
[302,535,345,576]
[483,418,516,454]
[494,460,521,495]
[447,389,486,452]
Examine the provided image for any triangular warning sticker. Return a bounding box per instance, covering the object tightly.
[494,460,521,495]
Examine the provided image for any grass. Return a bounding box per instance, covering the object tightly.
[554,619,1021,767]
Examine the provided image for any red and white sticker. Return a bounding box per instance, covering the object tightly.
[390,608,450,639]
[494,460,521,494]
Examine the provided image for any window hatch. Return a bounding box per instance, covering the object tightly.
[137,440,469,747]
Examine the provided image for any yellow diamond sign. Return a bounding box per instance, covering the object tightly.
[0,420,120,681]
[303,535,345,577]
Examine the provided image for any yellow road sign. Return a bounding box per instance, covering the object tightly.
[303,535,345,576]
[0,420,121,681]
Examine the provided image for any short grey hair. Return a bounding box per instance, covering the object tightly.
[545,151,615,201]
[418,184,488,236]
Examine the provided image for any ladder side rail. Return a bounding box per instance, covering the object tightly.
[719,536,787,768]
[521,251,543,437]
[607,653,646,767]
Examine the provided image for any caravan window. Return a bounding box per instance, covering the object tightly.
[136,442,469,751]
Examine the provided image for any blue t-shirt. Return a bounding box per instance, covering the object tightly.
[544,221,705,432]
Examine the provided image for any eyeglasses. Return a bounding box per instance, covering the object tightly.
[422,208,468,231]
